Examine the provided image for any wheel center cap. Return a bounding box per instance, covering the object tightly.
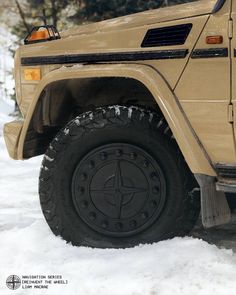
[94,161,147,218]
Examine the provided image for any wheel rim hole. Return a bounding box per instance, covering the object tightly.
[116,149,123,157]
[116,222,123,230]
[78,186,85,194]
[81,201,88,208]
[153,186,160,194]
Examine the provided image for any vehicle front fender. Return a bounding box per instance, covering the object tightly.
[18,63,216,176]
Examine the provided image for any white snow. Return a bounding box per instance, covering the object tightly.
[149,112,153,123]
[0,25,16,101]
[128,107,133,119]
[1,104,236,295]
[44,155,54,162]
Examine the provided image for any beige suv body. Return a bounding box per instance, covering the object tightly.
[4,0,236,248]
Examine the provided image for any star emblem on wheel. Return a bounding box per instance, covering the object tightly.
[92,161,147,218]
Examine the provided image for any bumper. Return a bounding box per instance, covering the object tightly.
[3,120,23,159]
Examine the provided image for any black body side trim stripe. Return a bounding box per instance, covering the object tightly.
[233,49,236,57]
[191,48,228,59]
[21,49,189,66]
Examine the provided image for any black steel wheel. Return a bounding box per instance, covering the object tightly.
[72,143,166,237]
[39,105,200,248]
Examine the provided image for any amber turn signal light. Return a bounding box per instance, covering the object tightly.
[28,30,49,42]
[24,25,61,45]
[24,69,41,81]
[206,35,223,44]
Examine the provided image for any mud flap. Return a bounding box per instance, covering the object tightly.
[195,174,231,228]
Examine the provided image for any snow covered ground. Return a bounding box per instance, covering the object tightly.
[0,101,236,295]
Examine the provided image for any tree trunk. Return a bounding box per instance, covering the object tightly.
[50,0,57,27]
[42,7,47,26]
[15,0,30,33]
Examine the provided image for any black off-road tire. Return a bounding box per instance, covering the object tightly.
[39,105,200,248]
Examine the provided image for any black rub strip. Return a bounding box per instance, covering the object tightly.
[21,49,189,66]
[191,48,228,59]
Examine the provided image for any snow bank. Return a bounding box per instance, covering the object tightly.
[1,221,236,295]
[0,25,15,101]
[0,99,14,138]
[0,24,15,137]
[0,99,13,115]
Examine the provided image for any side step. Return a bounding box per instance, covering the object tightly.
[215,164,236,193]
[195,174,231,228]
[216,182,236,193]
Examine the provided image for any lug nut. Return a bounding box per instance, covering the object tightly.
[130,220,137,228]
[89,161,95,169]
[141,212,148,219]
[101,221,108,228]
[116,149,123,157]
[81,200,88,208]
[89,212,96,220]
[150,200,157,208]
[130,152,137,160]
[143,160,149,168]
[100,152,107,160]
[151,172,158,180]
[80,173,87,181]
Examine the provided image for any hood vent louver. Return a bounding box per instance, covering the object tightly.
[141,23,192,48]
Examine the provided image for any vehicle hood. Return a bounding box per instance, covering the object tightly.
[61,0,216,38]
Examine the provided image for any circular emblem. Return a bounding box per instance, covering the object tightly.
[6,275,21,290]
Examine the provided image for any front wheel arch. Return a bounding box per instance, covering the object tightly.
[18,63,214,176]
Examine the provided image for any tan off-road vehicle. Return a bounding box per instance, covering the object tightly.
[4,0,236,248]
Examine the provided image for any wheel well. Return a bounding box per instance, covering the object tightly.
[23,77,166,158]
